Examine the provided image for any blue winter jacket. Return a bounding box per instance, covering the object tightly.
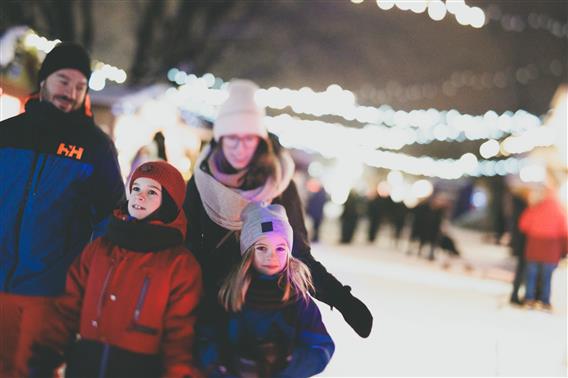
[197,275,335,378]
[0,99,124,296]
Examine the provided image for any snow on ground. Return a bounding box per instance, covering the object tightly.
[309,221,567,377]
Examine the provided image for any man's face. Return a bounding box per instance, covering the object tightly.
[40,68,88,113]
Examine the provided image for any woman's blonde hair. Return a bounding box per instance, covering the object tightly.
[218,244,314,312]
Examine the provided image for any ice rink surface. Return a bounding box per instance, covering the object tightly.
[310,224,567,377]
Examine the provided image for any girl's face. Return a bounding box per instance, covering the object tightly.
[128,177,162,220]
[221,134,260,170]
[253,234,289,276]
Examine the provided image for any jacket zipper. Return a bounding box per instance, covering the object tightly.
[96,263,116,319]
[133,276,150,322]
[98,343,110,378]
[4,151,40,291]
[31,155,48,195]
[95,261,115,377]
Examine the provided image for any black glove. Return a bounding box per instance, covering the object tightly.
[28,343,64,378]
[334,286,373,338]
[203,363,234,378]
[256,341,291,377]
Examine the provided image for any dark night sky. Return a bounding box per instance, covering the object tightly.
[205,1,567,116]
[3,1,567,118]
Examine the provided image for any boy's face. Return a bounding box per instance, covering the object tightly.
[128,177,162,220]
[39,68,88,113]
[253,234,289,276]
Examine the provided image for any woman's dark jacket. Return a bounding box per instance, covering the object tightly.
[183,158,347,309]
[183,138,373,338]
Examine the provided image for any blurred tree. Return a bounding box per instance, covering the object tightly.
[1,0,92,50]
[0,0,259,85]
[129,0,258,85]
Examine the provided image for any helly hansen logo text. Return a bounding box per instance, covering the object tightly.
[57,143,84,160]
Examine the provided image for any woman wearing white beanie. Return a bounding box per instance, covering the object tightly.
[183,79,373,339]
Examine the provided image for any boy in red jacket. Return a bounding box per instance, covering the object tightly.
[30,161,203,378]
[519,188,568,310]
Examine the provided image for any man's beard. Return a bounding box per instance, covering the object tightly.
[39,84,83,113]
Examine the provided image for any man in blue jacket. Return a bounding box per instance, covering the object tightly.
[0,42,125,377]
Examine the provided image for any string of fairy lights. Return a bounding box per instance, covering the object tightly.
[20,29,127,90]
[356,59,565,105]
[5,29,557,182]
[166,66,560,156]
[163,70,557,180]
[351,0,568,40]
[349,1,566,105]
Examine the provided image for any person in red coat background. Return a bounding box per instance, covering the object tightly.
[519,187,568,310]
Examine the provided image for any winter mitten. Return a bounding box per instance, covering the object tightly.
[256,341,291,377]
[335,286,373,338]
[28,343,64,378]
[204,364,235,378]
[233,356,260,378]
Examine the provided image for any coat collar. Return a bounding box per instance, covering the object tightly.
[105,210,183,252]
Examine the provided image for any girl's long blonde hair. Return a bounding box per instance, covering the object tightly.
[218,244,314,312]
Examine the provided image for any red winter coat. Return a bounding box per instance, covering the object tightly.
[519,192,568,264]
[36,208,203,378]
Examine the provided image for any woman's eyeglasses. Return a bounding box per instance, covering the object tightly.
[223,135,259,148]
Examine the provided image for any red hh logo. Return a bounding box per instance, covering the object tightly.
[57,143,84,160]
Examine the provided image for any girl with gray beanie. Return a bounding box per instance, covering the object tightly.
[183,79,372,339]
[197,202,334,377]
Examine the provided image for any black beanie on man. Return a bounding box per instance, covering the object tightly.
[38,42,92,85]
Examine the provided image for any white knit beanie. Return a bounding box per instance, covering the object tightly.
[213,79,268,142]
[240,202,293,255]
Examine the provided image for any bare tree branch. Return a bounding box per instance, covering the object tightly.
[81,0,93,50]
[54,1,75,41]
[129,0,166,84]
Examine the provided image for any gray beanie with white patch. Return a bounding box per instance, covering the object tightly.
[240,202,293,255]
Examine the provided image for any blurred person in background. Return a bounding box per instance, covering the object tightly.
[389,199,408,249]
[339,190,363,244]
[519,185,568,311]
[508,187,529,306]
[366,192,387,244]
[424,194,451,261]
[488,177,508,244]
[128,131,168,183]
[408,193,449,261]
[305,179,328,243]
[183,79,373,339]
[406,198,431,255]
[0,42,124,377]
